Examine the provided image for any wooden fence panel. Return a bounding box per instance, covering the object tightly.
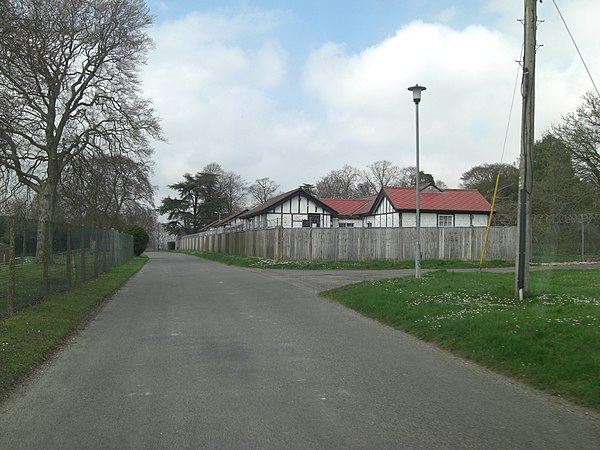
[177,226,517,261]
[282,228,311,260]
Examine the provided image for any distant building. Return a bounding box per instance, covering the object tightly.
[322,184,491,228]
[195,184,491,234]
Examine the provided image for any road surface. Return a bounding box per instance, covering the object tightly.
[1,252,599,449]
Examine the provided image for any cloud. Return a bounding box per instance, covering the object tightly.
[143,2,600,209]
[436,6,458,24]
[142,10,296,194]
[302,21,521,185]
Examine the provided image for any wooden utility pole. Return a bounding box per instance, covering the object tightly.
[516,0,538,299]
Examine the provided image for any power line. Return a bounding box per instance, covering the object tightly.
[551,0,600,97]
[501,44,524,164]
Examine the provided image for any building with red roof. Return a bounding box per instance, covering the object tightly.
[368,185,492,228]
[319,197,376,227]
[322,184,491,228]
[197,184,492,233]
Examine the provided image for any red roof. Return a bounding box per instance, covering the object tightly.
[320,197,375,216]
[383,187,491,212]
[354,196,378,215]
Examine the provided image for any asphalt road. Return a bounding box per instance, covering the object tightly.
[1,252,599,449]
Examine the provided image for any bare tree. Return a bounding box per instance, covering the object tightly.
[58,153,155,229]
[553,92,600,188]
[397,166,417,187]
[396,166,441,187]
[0,0,161,248]
[316,165,361,199]
[364,160,402,192]
[221,171,247,213]
[248,177,280,205]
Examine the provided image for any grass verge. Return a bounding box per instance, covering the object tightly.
[176,250,513,270]
[322,269,600,410]
[0,256,148,401]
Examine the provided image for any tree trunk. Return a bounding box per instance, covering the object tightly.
[36,180,57,259]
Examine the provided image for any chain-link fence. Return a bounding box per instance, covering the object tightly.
[532,214,600,262]
[0,216,133,318]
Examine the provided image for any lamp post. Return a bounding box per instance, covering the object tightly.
[408,84,426,279]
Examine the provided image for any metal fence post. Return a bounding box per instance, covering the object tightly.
[93,228,99,276]
[42,218,49,299]
[581,214,585,262]
[66,224,72,289]
[7,216,16,315]
[80,225,86,283]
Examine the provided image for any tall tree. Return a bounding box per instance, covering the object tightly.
[0,0,161,235]
[364,160,402,192]
[396,166,441,188]
[221,171,247,213]
[58,153,155,229]
[532,133,596,216]
[158,171,226,235]
[552,92,600,188]
[197,163,227,220]
[248,177,280,205]
[460,162,519,224]
[200,163,247,215]
[316,165,361,198]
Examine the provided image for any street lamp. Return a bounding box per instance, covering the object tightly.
[408,84,426,279]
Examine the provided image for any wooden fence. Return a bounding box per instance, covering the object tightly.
[177,226,517,261]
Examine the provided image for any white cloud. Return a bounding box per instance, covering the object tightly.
[302,21,521,185]
[436,6,458,24]
[142,10,297,198]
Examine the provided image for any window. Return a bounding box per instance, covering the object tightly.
[438,214,454,227]
[339,222,355,228]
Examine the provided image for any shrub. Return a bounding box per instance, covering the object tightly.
[123,224,149,256]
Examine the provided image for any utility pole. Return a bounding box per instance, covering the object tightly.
[516,0,538,299]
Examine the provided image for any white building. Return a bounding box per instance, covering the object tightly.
[321,184,491,228]
[197,184,492,234]
[239,188,337,229]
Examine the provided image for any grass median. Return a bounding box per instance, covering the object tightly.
[322,268,600,411]
[0,255,148,400]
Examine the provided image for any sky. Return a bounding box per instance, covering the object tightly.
[141,0,600,205]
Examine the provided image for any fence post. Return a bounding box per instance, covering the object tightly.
[66,224,72,289]
[109,229,114,268]
[80,225,86,283]
[276,227,284,262]
[42,218,49,299]
[581,214,585,262]
[469,227,475,261]
[7,216,16,315]
[93,228,99,276]
[360,227,365,261]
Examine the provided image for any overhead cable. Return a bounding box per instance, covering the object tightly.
[552,0,600,97]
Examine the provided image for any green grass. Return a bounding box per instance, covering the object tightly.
[0,256,147,400]
[322,269,600,410]
[0,254,119,318]
[532,253,600,264]
[177,250,513,270]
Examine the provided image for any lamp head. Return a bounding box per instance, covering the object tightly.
[408,84,426,103]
